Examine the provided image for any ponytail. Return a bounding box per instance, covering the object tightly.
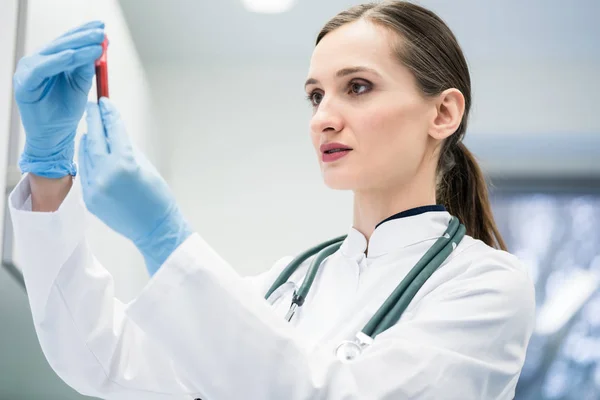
[437,142,507,251]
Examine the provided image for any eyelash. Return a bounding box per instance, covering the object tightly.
[306,79,372,107]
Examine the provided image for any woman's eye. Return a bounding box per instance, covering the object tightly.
[307,91,323,106]
[349,81,370,95]
[306,81,370,107]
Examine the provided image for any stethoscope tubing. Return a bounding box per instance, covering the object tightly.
[265,216,466,341]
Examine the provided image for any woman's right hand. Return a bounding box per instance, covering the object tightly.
[13,20,106,178]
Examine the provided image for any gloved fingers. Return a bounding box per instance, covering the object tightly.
[85,102,109,162]
[99,98,133,154]
[71,63,96,91]
[39,28,105,56]
[78,134,93,190]
[54,20,105,42]
[14,46,103,94]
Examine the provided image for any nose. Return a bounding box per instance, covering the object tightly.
[309,98,344,134]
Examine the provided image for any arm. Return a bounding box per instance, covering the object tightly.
[13,173,290,399]
[29,174,72,212]
[125,240,535,400]
[10,175,206,399]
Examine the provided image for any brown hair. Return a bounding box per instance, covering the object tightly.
[316,1,506,250]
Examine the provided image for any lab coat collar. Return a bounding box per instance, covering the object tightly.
[340,206,451,260]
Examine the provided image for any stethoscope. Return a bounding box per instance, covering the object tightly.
[264,216,466,362]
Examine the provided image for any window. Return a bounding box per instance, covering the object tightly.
[491,180,600,399]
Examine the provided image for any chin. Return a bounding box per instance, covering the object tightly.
[321,169,358,191]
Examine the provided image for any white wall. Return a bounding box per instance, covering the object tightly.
[0,1,32,397]
[146,57,600,277]
[0,0,18,243]
[148,62,353,277]
[468,61,599,136]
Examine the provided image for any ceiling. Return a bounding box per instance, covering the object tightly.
[117,0,600,64]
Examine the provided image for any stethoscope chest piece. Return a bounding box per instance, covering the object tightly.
[335,340,362,363]
[335,332,374,363]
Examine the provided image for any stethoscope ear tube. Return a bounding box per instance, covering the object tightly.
[370,223,466,337]
[278,240,344,323]
[361,217,463,338]
[296,241,343,301]
[264,235,346,300]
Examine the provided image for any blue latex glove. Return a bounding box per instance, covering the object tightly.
[79,98,193,276]
[13,21,106,178]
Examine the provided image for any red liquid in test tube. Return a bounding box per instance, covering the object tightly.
[95,35,109,102]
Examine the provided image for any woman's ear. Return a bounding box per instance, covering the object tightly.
[429,88,465,140]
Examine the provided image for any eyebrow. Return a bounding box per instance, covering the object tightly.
[304,66,381,88]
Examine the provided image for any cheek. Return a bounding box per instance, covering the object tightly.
[354,101,430,177]
[357,101,426,151]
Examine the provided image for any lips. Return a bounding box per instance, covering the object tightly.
[324,148,350,154]
[320,142,353,163]
[320,142,353,154]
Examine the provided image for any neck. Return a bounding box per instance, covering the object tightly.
[352,170,437,245]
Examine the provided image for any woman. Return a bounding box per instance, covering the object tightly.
[10,1,535,399]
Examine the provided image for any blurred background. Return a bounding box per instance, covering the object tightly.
[0,0,599,398]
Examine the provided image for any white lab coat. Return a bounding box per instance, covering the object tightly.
[9,174,536,400]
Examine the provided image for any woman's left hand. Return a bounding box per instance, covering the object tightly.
[79,98,192,276]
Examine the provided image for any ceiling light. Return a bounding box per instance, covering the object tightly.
[241,0,297,14]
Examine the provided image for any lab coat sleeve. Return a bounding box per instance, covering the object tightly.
[125,233,536,399]
[9,173,271,399]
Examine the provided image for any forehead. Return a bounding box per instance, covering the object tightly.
[308,19,399,79]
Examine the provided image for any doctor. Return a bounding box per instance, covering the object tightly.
[10,1,535,399]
